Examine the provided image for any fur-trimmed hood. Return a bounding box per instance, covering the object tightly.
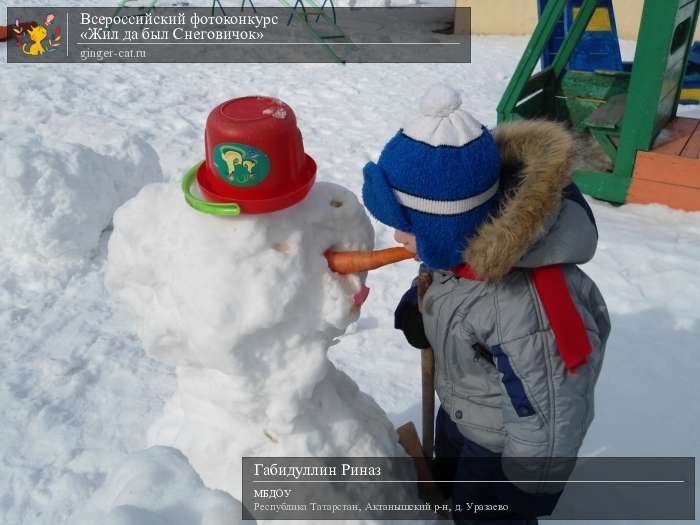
[464,120,598,281]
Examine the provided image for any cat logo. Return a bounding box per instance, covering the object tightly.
[13,14,62,57]
[213,143,271,188]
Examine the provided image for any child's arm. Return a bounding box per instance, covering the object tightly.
[394,268,433,349]
[394,286,430,349]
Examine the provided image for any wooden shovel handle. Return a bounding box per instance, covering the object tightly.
[421,347,435,460]
[418,272,435,460]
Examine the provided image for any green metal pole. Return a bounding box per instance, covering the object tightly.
[497,0,567,122]
[613,0,680,181]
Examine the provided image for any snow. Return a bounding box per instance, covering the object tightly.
[104,181,418,513]
[105,182,373,372]
[2,8,700,525]
[0,119,161,299]
[67,446,243,525]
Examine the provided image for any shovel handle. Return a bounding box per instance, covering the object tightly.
[421,347,435,460]
[418,271,435,460]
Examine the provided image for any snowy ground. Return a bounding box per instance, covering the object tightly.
[2,2,700,523]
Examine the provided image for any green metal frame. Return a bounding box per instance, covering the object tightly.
[279,0,354,64]
[498,0,700,204]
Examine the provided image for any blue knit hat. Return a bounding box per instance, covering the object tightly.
[362,84,502,270]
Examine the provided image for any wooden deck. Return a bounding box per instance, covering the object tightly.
[628,117,700,210]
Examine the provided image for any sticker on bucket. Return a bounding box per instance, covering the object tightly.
[213,143,270,187]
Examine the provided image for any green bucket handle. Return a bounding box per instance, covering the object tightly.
[181,162,241,217]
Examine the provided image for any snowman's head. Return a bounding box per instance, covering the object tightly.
[106,181,374,375]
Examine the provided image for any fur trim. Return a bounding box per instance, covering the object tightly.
[464,120,575,281]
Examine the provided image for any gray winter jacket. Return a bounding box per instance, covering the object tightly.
[420,120,611,482]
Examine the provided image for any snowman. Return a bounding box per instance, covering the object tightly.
[104,97,422,522]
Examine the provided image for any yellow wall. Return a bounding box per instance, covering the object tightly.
[455,0,700,40]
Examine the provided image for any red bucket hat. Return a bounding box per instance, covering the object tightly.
[183,96,317,215]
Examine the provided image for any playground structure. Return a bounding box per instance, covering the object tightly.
[279,0,353,64]
[538,0,699,105]
[113,0,351,63]
[213,0,352,63]
[538,0,623,72]
[499,0,700,210]
[682,41,700,103]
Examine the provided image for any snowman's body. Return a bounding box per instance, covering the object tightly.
[105,181,416,515]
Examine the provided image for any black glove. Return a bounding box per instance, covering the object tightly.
[394,286,430,349]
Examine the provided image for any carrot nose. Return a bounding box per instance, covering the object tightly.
[324,247,415,274]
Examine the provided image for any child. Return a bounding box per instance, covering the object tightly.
[362,85,610,524]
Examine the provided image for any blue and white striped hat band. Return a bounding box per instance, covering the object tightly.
[392,180,500,216]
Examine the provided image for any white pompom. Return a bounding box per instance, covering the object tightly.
[419,84,462,118]
[403,83,484,146]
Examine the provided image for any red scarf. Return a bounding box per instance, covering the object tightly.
[451,264,592,373]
